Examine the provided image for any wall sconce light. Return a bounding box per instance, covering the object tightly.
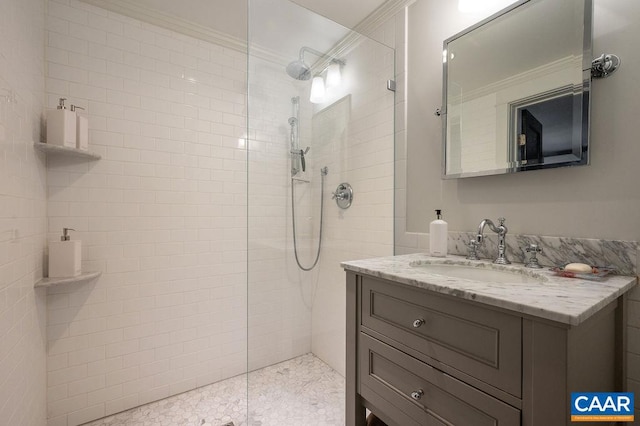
[309,60,344,104]
[310,75,326,104]
[325,61,342,88]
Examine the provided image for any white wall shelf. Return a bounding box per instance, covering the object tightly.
[34,271,102,288]
[34,142,101,160]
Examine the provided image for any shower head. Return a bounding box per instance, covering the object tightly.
[286,59,311,81]
[286,47,345,81]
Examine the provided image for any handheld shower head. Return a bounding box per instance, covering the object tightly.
[286,59,311,80]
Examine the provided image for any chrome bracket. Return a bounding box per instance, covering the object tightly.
[591,53,620,78]
[386,80,396,92]
[332,182,353,209]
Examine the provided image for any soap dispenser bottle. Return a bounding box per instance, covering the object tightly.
[48,228,82,278]
[429,209,448,257]
[47,98,77,148]
[71,104,89,151]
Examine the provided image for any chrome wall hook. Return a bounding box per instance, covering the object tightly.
[591,53,620,78]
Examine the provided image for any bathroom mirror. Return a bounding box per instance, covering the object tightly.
[442,0,592,178]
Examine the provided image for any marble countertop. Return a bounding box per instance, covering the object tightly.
[341,253,637,326]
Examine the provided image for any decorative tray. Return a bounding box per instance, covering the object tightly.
[549,265,615,280]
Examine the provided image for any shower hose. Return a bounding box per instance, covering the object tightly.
[291,168,326,271]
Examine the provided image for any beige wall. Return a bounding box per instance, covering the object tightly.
[398,0,640,414]
[405,0,640,243]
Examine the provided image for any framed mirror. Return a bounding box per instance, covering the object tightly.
[442,0,592,178]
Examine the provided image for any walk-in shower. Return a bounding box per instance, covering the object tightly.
[245,7,396,423]
[247,1,396,422]
[32,0,394,424]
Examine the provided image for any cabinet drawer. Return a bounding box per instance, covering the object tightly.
[361,276,521,397]
[360,333,520,426]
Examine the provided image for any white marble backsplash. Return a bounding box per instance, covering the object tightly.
[448,232,638,276]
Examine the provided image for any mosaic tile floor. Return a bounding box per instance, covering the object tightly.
[84,354,345,426]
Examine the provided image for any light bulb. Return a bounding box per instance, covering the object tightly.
[310,76,325,104]
[325,62,341,88]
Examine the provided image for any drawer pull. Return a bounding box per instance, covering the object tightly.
[410,389,424,401]
[412,318,425,328]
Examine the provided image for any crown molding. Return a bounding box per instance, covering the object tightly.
[305,0,412,75]
[78,0,413,55]
[77,0,411,75]
[354,0,415,41]
[448,56,584,103]
[79,0,248,53]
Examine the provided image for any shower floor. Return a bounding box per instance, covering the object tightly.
[83,354,345,426]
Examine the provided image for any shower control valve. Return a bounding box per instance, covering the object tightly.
[331,190,346,201]
[332,183,353,210]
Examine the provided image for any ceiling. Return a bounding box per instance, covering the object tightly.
[291,0,388,29]
[79,0,396,83]
[108,0,388,41]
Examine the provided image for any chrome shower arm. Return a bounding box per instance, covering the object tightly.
[299,46,345,67]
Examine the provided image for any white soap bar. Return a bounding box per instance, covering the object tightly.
[564,263,592,273]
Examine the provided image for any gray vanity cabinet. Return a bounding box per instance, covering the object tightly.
[360,334,520,425]
[346,272,623,426]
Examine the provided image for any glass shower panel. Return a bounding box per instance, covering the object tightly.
[247,0,395,423]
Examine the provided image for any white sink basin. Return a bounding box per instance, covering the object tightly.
[411,262,545,284]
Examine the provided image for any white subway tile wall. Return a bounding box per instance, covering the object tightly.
[0,0,48,424]
[246,54,314,372]
[45,1,247,424]
[246,27,394,377]
[310,33,396,376]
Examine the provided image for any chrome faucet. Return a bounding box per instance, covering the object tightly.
[476,217,510,264]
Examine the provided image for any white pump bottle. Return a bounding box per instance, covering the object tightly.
[429,209,448,257]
